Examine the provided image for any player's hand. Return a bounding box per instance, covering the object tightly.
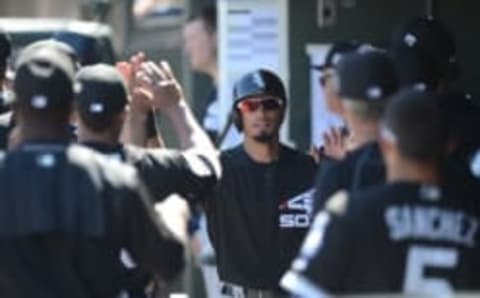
[115,52,146,92]
[135,60,185,111]
[323,126,347,161]
[309,145,323,165]
[130,87,154,115]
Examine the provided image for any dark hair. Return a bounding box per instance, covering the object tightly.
[383,88,447,162]
[188,5,217,34]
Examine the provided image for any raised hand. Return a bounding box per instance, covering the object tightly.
[323,126,347,161]
[136,60,185,110]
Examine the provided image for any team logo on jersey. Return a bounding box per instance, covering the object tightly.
[279,188,315,228]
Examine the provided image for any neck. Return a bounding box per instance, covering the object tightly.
[387,159,440,185]
[243,136,280,163]
[347,122,379,151]
[205,61,218,85]
[76,125,119,146]
[18,122,70,144]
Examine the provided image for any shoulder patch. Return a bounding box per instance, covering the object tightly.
[325,190,349,216]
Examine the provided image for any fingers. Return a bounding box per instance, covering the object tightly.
[130,52,146,74]
[141,61,170,85]
[322,126,347,161]
[309,146,321,164]
[158,60,174,81]
[136,71,153,86]
[115,61,133,83]
[323,131,332,148]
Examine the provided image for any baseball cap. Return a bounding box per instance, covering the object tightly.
[336,48,398,101]
[312,41,361,71]
[14,46,76,110]
[0,28,11,68]
[390,16,458,83]
[389,42,440,89]
[16,39,79,72]
[233,69,287,104]
[74,63,128,120]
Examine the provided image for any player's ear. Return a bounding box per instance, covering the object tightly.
[118,108,128,126]
[379,134,396,162]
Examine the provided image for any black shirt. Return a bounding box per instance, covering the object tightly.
[0,142,184,298]
[0,111,12,150]
[282,182,480,296]
[313,142,385,213]
[82,142,218,204]
[206,144,316,289]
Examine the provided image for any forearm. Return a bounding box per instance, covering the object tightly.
[162,101,215,152]
[161,101,222,178]
[121,112,149,147]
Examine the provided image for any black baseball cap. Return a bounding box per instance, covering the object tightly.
[16,39,79,71]
[391,16,458,83]
[312,41,361,71]
[336,49,398,101]
[14,46,76,110]
[233,69,287,104]
[74,63,128,120]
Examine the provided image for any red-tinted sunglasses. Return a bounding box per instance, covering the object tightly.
[236,97,284,113]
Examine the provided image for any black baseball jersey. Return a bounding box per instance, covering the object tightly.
[206,144,316,289]
[82,142,218,203]
[313,141,385,213]
[0,141,184,298]
[146,111,157,139]
[0,111,12,150]
[282,182,480,297]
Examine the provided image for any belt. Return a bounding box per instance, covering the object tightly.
[221,284,288,298]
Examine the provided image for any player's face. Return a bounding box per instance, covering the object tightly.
[183,20,217,73]
[320,68,343,116]
[238,95,284,143]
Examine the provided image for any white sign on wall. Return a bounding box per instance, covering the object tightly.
[306,44,344,147]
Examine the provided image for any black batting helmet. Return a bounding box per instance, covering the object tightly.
[232,69,287,131]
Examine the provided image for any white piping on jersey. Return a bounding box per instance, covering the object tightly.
[280,271,331,298]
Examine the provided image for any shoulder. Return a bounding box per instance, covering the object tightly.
[280,144,316,166]
[219,145,247,168]
[220,144,244,159]
[68,144,139,189]
[324,184,392,218]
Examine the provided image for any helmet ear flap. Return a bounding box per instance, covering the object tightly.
[232,107,243,131]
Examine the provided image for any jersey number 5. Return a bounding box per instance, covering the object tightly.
[403,245,458,296]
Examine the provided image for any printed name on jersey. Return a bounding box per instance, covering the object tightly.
[279,188,315,228]
[385,205,479,247]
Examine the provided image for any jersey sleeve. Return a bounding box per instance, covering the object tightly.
[281,205,354,296]
[120,178,185,282]
[134,148,219,203]
[146,111,157,139]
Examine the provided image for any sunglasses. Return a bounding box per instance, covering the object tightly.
[236,97,284,113]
